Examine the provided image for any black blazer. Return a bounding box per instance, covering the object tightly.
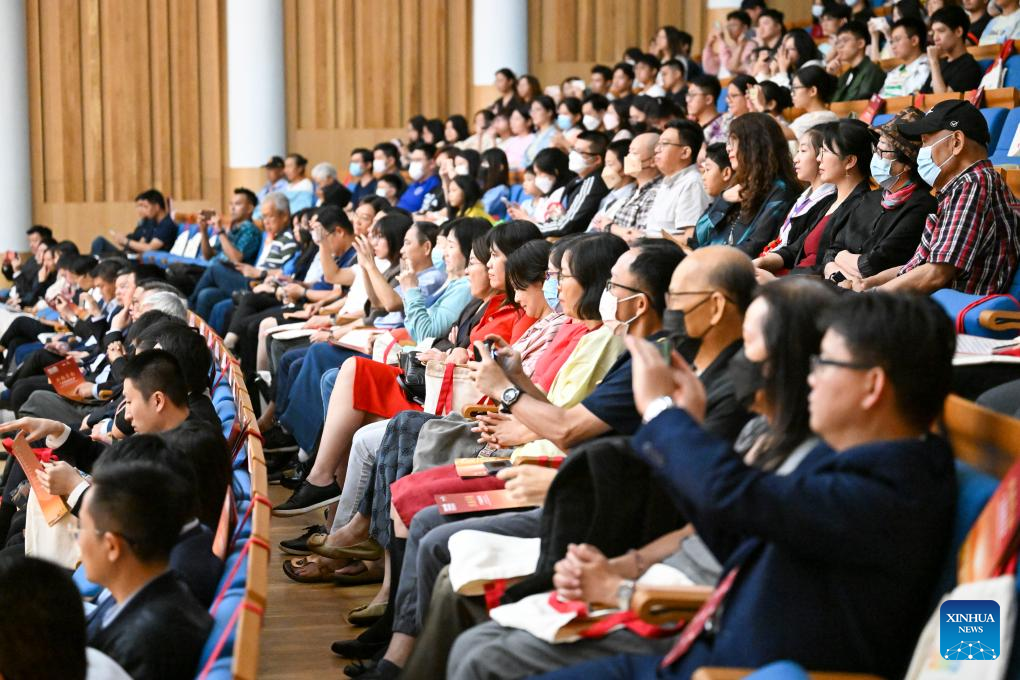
[171,522,224,608]
[822,186,936,278]
[774,181,871,273]
[633,409,955,678]
[87,571,213,680]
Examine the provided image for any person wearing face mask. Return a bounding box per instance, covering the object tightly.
[589,139,637,232]
[396,143,441,213]
[375,174,406,207]
[606,132,664,243]
[372,142,401,180]
[347,148,378,206]
[603,99,634,144]
[530,132,611,237]
[862,101,1020,295]
[822,108,936,286]
[580,94,609,132]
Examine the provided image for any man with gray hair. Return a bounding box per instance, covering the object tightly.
[188,190,297,319]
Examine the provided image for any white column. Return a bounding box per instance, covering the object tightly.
[0,0,31,250]
[226,0,286,168]
[471,0,528,86]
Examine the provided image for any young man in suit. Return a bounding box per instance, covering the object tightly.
[530,292,956,679]
[78,459,212,680]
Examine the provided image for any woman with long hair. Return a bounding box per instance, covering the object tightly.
[478,148,511,220]
[445,175,491,222]
[692,112,801,254]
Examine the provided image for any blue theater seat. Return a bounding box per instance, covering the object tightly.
[983,107,1009,150]
[989,108,1020,166]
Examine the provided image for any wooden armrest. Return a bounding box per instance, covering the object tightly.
[462,404,499,419]
[979,309,1020,332]
[631,584,712,624]
[693,669,883,680]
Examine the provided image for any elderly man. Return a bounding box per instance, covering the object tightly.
[189,192,297,319]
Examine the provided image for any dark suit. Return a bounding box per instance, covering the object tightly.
[171,521,224,608]
[87,571,213,680]
[539,408,955,679]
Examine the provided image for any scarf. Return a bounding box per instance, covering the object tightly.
[880,180,917,211]
[773,183,836,248]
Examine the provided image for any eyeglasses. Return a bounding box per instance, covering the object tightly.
[809,354,874,373]
[665,289,731,307]
[875,145,898,159]
[605,281,646,295]
[654,141,687,150]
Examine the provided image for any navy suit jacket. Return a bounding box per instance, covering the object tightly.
[632,408,955,679]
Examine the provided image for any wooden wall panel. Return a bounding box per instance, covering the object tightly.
[27,0,225,245]
[284,0,471,166]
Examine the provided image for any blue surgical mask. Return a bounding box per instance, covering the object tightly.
[812,4,823,17]
[869,155,905,190]
[349,162,364,178]
[556,114,573,131]
[916,134,954,188]
[543,276,560,310]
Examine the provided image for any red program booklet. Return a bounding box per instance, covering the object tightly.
[43,357,86,401]
[958,459,1020,583]
[435,489,537,515]
[5,433,69,527]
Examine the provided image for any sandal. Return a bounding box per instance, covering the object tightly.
[347,601,388,626]
[333,561,384,586]
[309,536,384,561]
[282,556,339,584]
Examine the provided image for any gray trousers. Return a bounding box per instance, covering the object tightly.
[393,506,544,636]
[329,419,389,531]
[20,390,102,428]
[448,619,675,680]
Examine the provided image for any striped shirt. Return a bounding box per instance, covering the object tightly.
[899,160,1020,295]
[257,230,299,270]
[536,173,609,236]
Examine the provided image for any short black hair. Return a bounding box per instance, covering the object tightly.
[704,142,731,170]
[891,17,928,49]
[691,74,722,101]
[351,147,373,165]
[591,64,612,80]
[533,147,572,189]
[0,555,87,680]
[740,0,766,9]
[88,458,190,563]
[374,142,400,162]
[95,433,199,521]
[122,348,189,407]
[126,309,181,346]
[379,172,406,195]
[577,130,609,160]
[759,8,786,27]
[411,141,437,159]
[91,257,123,282]
[161,421,230,530]
[565,233,630,320]
[410,221,439,247]
[606,138,633,166]
[496,67,517,82]
[317,204,354,235]
[55,240,80,259]
[838,20,871,44]
[26,224,52,240]
[824,293,955,430]
[612,62,635,81]
[930,6,970,35]
[661,58,686,77]
[69,255,96,277]
[321,181,352,209]
[140,323,212,394]
[624,47,644,63]
[664,118,706,160]
[134,188,166,210]
[727,10,752,26]
[507,239,552,291]
[822,2,852,21]
[628,239,686,318]
[635,52,660,70]
[583,93,610,113]
[233,187,258,208]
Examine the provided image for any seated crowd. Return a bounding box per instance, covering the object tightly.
[3,1,1020,678]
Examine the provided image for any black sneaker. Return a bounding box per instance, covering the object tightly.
[357,659,401,679]
[330,637,389,659]
[278,524,326,555]
[262,425,298,454]
[272,480,342,517]
[279,461,307,489]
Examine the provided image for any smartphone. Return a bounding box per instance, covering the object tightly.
[655,337,673,362]
[199,209,216,219]
[472,339,498,362]
[483,460,513,476]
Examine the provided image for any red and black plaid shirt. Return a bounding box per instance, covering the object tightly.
[900,160,1020,295]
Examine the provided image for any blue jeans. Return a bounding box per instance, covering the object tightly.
[190,262,248,319]
[320,367,339,405]
[278,343,365,452]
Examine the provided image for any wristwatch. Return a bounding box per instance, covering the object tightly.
[616,579,636,611]
[500,385,522,412]
[642,395,676,423]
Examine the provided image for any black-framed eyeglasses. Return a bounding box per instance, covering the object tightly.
[809,354,874,373]
[665,289,730,307]
[573,148,598,157]
[605,281,646,295]
[654,141,687,150]
[874,145,898,159]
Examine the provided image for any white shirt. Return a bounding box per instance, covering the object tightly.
[879,54,930,98]
[981,10,1020,45]
[790,110,839,141]
[288,177,314,193]
[86,647,133,680]
[644,164,710,237]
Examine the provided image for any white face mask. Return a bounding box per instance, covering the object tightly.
[598,288,642,333]
[372,159,386,174]
[604,111,620,131]
[408,161,426,181]
[535,175,556,195]
[376,187,390,198]
[455,165,471,176]
[582,114,601,131]
[568,151,590,174]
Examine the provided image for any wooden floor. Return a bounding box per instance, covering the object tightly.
[257,485,377,679]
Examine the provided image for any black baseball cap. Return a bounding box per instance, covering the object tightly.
[897,100,990,146]
[263,155,285,169]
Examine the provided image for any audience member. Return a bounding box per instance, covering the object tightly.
[702,10,758,77]
[925,6,983,94]
[686,75,729,145]
[878,18,931,98]
[607,133,663,242]
[979,0,1020,43]
[830,21,886,102]
[92,190,177,257]
[645,120,710,238]
[786,65,839,141]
